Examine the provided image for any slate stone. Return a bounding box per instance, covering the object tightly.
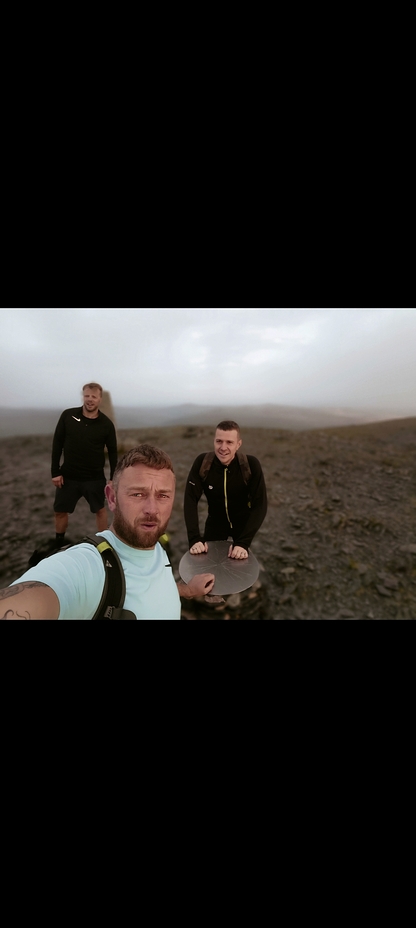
[376,585,392,597]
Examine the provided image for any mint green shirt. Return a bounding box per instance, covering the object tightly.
[12,530,181,620]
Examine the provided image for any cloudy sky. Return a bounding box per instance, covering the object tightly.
[1,308,415,412]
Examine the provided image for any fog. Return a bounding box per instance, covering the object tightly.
[1,308,415,415]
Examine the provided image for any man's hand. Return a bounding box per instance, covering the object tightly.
[228,545,248,559]
[190,542,208,554]
[52,476,64,488]
[177,573,215,599]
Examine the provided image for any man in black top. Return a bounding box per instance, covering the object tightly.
[184,420,267,560]
[51,383,118,545]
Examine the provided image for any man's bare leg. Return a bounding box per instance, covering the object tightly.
[55,513,69,534]
[54,512,68,547]
[95,508,108,531]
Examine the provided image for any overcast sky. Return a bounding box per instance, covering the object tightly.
[1,308,415,412]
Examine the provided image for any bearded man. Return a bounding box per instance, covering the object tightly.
[1,446,214,620]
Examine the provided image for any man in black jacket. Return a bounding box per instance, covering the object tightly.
[184,420,267,560]
[51,383,118,545]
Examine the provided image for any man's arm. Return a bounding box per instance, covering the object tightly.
[51,413,66,478]
[177,573,215,599]
[183,454,206,548]
[0,583,60,619]
[106,423,118,480]
[233,458,268,551]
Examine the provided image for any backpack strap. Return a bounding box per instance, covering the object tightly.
[82,535,137,620]
[199,452,215,482]
[199,450,252,486]
[236,451,251,486]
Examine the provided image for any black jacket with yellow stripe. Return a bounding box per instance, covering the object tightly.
[184,452,267,551]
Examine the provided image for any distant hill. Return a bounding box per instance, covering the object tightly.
[0,409,63,438]
[0,403,413,438]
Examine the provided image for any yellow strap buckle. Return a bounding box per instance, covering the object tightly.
[97,541,112,554]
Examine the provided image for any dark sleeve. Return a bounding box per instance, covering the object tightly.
[106,422,118,480]
[51,413,66,477]
[233,457,268,551]
[183,454,206,548]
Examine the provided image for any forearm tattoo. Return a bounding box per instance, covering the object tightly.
[0,582,48,620]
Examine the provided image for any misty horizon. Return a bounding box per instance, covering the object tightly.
[1,399,416,412]
[1,400,415,439]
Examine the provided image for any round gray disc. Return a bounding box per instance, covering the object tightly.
[179,540,260,596]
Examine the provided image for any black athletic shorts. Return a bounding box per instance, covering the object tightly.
[54,478,106,514]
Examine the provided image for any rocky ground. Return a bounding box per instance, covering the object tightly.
[1,419,416,619]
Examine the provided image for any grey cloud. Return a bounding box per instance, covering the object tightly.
[1,308,415,414]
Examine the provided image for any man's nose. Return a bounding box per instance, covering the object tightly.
[144,498,159,514]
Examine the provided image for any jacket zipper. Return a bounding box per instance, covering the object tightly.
[224,467,233,528]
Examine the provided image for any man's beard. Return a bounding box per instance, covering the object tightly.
[112,506,168,550]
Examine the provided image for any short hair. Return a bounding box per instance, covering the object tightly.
[216,420,241,438]
[113,444,175,488]
[83,382,103,396]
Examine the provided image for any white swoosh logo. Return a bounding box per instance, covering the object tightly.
[72,416,81,422]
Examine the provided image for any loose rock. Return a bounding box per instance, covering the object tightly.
[2,420,416,620]
[376,585,392,597]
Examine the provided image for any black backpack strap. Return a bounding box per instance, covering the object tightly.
[199,452,215,482]
[236,451,251,486]
[199,451,251,486]
[82,535,137,620]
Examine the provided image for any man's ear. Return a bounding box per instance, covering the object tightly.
[105,483,116,512]
[237,439,242,450]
